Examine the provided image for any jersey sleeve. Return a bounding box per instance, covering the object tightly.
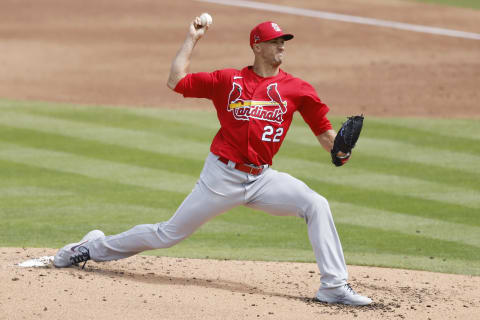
[174,71,222,100]
[297,82,332,136]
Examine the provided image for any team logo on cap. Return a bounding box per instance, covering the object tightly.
[227,80,287,124]
[271,23,281,32]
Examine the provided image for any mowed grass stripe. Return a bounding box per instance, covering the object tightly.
[354,155,480,192]
[302,177,479,226]
[280,138,480,192]
[0,142,197,194]
[2,200,176,247]
[0,160,308,249]
[1,158,478,275]
[10,102,480,175]
[0,103,217,144]
[274,157,480,209]
[344,251,480,276]
[285,124,480,175]
[2,144,474,250]
[330,202,480,247]
[0,125,205,176]
[2,102,478,202]
[0,186,74,198]
[4,105,478,197]
[3,120,477,214]
[4,201,172,225]
[117,106,220,130]
[0,99,220,131]
[363,121,480,155]
[3,98,479,151]
[3,99,478,142]
[367,117,480,142]
[359,137,480,174]
[0,101,478,276]
[289,116,480,155]
[1,104,478,219]
[0,110,211,160]
[337,224,480,262]
[0,160,187,244]
[0,159,187,212]
[5,101,480,175]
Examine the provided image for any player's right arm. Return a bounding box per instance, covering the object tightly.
[167,17,209,90]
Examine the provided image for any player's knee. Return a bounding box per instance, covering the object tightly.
[156,222,189,248]
[303,194,331,221]
[156,231,182,248]
[315,194,330,210]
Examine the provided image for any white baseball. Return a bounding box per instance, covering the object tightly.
[199,13,213,27]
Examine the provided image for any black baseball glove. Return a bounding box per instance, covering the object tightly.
[331,115,364,167]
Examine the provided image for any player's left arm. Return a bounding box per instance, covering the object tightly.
[316,130,349,157]
[297,81,350,161]
[316,129,335,152]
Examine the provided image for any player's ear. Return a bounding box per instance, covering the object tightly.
[252,43,261,53]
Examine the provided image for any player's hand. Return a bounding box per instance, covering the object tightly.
[189,16,209,41]
[335,151,351,165]
[336,151,349,158]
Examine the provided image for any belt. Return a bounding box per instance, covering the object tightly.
[218,156,265,175]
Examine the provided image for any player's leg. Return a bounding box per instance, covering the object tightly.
[55,153,244,265]
[88,182,238,261]
[244,168,348,288]
[245,168,371,305]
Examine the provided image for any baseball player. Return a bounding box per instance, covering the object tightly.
[54,16,372,306]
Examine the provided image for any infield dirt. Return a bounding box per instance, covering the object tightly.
[2,248,479,320]
[1,0,479,319]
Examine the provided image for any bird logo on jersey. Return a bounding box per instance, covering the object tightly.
[227,80,287,124]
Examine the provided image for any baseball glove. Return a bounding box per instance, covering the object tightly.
[331,115,364,167]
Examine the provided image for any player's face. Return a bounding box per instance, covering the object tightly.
[259,37,285,67]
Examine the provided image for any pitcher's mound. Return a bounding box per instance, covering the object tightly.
[1,248,478,319]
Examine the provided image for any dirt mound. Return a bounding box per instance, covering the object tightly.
[2,248,478,319]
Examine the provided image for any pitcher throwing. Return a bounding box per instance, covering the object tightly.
[54,16,372,306]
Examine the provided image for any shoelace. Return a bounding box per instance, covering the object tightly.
[70,246,90,269]
[344,283,358,295]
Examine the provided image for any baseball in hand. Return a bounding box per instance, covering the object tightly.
[199,13,213,27]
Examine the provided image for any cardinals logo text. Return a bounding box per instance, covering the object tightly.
[227,81,287,124]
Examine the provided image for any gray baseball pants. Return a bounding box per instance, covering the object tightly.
[87,152,348,288]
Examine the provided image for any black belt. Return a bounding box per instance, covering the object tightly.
[218,156,265,175]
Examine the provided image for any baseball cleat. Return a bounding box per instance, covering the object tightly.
[54,230,105,268]
[315,283,372,306]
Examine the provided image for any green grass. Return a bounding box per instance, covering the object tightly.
[408,0,480,9]
[1,99,479,276]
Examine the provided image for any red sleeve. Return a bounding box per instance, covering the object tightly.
[298,82,332,135]
[174,71,222,100]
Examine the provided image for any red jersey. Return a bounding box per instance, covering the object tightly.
[174,66,332,166]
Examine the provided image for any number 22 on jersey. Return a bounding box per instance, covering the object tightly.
[262,125,284,142]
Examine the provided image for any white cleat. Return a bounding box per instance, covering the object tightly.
[54,230,105,268]
[316,283,373,306]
